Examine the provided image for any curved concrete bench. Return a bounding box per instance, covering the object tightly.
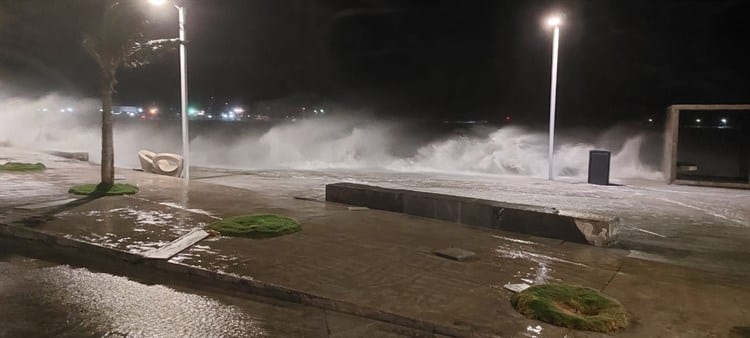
[138,150,183,177]
[152,153,183,177]
[138,150,157,173]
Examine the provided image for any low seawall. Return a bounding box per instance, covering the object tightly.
[326,183,619,247]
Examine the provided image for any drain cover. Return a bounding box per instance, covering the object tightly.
[434,247,476,261]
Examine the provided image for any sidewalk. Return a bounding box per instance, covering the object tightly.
[2,148,749,337]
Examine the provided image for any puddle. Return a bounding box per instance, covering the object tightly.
[0,256,266,337]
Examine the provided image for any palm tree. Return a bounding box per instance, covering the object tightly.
[84,1,174,188]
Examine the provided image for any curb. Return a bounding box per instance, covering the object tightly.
[0,222,494,337]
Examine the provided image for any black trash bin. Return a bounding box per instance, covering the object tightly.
[588,150,611,185]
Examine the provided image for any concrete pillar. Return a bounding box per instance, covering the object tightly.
[663,105,680,184]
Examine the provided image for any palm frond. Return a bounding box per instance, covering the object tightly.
[125,38,179,68]
[83,1,173,73]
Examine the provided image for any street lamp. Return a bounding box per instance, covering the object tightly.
[149,0,190,180]
[545,14,563,181]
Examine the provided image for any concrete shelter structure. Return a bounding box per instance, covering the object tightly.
[663,104,750,189]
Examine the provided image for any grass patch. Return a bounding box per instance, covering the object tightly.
[68,183,139,196]
[0,162,46,171]
[511,284,629,333]
[209,214,301,238]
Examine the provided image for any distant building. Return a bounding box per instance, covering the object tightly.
[112,106,143,117]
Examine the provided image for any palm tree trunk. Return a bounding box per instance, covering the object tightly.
[100,76,115,187]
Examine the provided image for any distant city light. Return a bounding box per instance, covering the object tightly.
[67,107,73,112]
[695,118,701,123]
[138,107,144,113]
[721,118,728,124]
[232,107,244,113]
[148,0,167,5]
[60,108,66,112]
[505,115,511,121]
[41,108,48,112]
[320,109,325,113]
[149,108,159,115]
[648,118,653,123]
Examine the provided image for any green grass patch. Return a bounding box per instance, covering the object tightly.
[511,284,629,333]
[0,162,46,171]
[209,214,301,238]
[68,183,139,196]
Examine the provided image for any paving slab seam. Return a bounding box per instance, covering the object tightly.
[323,309,332,337]
[0,222,494,337]
[600,260,626,293]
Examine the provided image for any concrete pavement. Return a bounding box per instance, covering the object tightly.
[1,148,749,337]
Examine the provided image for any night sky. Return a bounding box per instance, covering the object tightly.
[1,0,748,126]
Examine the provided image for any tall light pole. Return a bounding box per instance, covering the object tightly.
[545,14,562,181]
[149,0,190,180]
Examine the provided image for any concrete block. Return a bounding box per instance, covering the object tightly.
[434,196,461,222]
[495,209,589,244]
[458,200,496,227]
[326,183,403,212]
[566,213,620,247]
[325,183,619,247]
[434,247,476,261]
[402,192,436,218]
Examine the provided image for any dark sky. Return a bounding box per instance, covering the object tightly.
[1,0,748,126]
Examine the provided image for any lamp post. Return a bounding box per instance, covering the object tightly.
[149,0,190,180]
[545,14,562,181]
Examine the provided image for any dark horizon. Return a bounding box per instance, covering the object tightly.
[1,0,748,127]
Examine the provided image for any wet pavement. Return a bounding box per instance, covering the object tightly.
[2,147,750,337]
[188,166,750,277]
[0,253,436,338]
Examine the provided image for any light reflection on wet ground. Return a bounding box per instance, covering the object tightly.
[0,253,436,338]
[0,255,265,337]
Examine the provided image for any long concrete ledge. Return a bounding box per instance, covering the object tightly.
[326,183,619,247]
[46,150,89,162]
[0,222,473,337]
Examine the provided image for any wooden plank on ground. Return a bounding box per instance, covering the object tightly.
[142,228,210,260]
